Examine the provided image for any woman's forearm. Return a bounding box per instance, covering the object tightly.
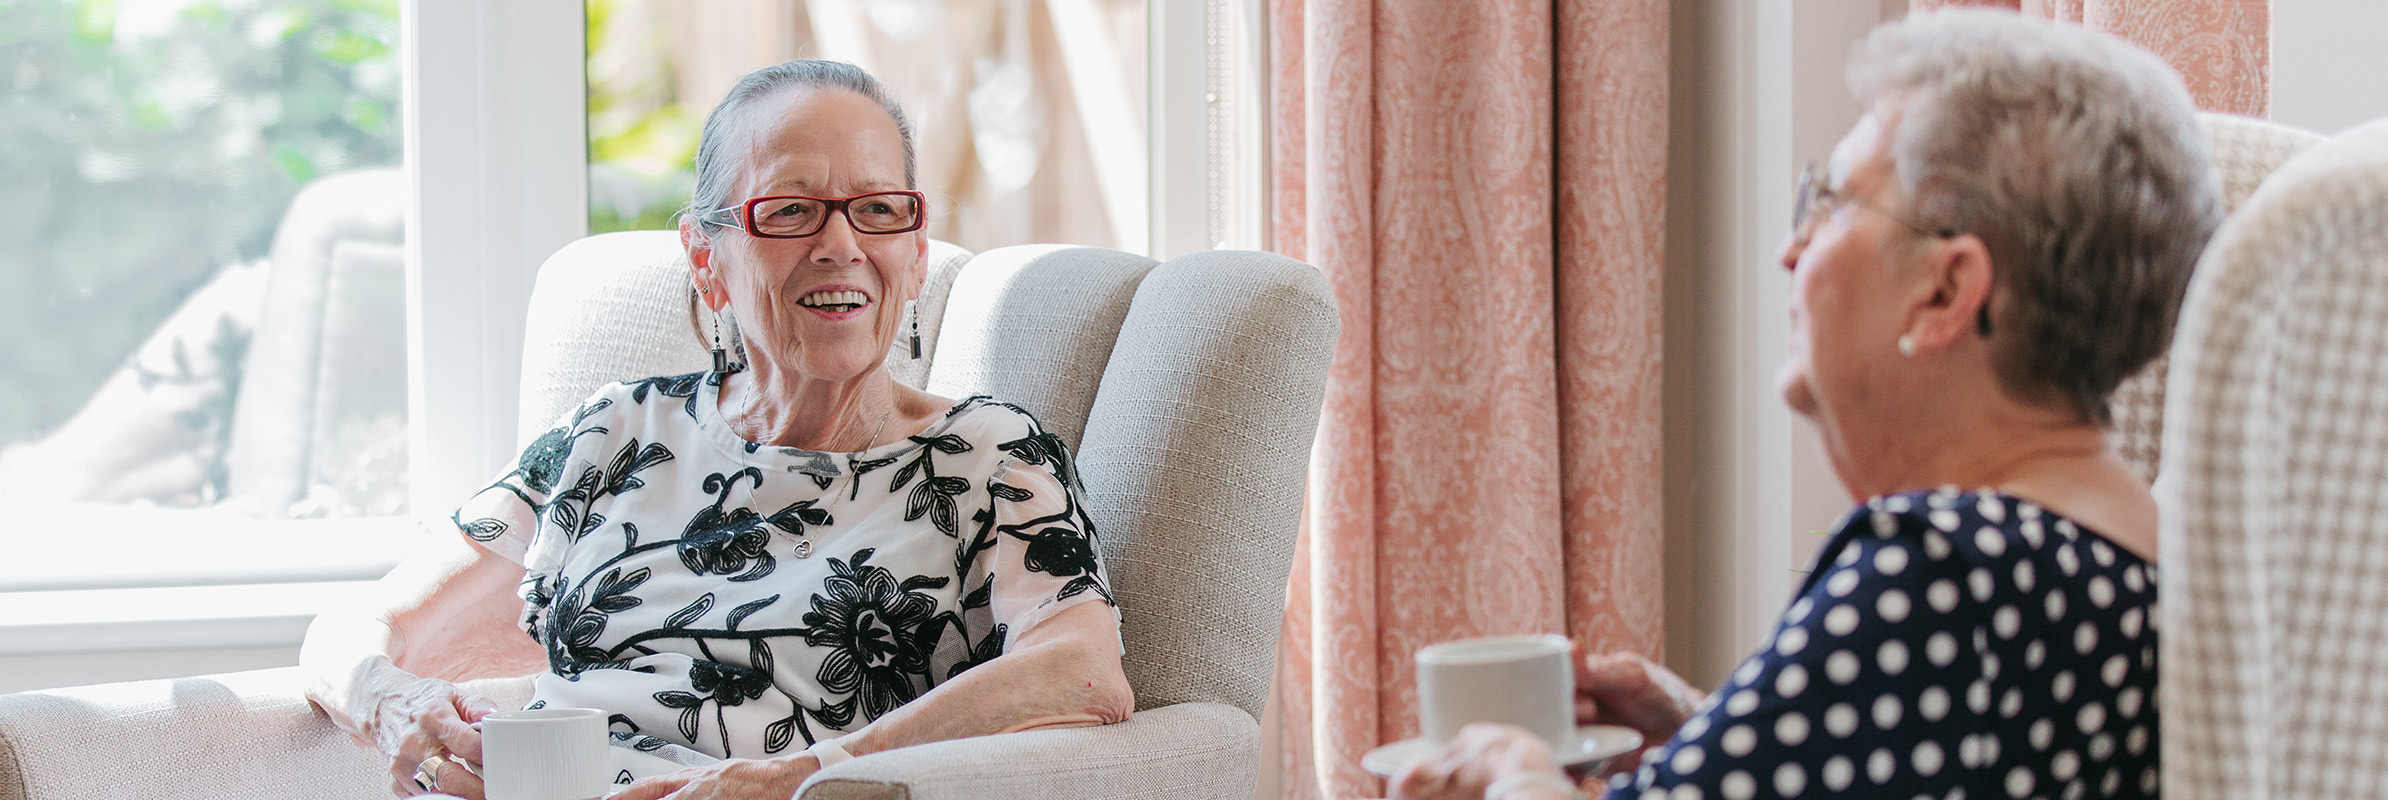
[837,601,1134,757]
[299,610,408,738]
[300,530,542,740]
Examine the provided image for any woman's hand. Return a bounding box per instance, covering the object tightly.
[609,755,822,800]
[371,676,498,798]
[1572,645,1704,776]
[1389,723,1574,800]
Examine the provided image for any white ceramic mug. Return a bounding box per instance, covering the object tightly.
[1414,634,1574,747]
[481,707,612,800]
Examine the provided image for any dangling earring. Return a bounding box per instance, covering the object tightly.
[710,306,745,374]
[909,301,923,359]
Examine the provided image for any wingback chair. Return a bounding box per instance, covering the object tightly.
[0,233,1338,800]
[2103,113,2324,484]
[2159,118,2388,799]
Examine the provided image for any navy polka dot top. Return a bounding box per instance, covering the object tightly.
[1606,488,2160,800]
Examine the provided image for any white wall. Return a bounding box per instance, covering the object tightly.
[2272,0,2388,135]
[1663,0,1871,689]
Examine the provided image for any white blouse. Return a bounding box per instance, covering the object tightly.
[456,371,1114,764]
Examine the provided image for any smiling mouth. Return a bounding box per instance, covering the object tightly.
[797,290,870,313]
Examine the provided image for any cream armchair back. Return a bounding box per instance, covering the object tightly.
[2104,113,2323,483]
[0,234,1337,800]
[2160,118,2388,799]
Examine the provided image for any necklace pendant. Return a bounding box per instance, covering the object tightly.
[792,539,814,559]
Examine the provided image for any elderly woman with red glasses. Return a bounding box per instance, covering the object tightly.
[1394,9,2216,800]
[300,60,1131,800]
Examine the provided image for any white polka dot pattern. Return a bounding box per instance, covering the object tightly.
[1607,491,2158,799]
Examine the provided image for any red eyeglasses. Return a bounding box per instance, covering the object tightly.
[698,191,928,238]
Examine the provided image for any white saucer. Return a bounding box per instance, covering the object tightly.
[1361,724,1644,778]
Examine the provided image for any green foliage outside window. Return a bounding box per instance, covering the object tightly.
[0,0,400,444]
[586,0,699,235]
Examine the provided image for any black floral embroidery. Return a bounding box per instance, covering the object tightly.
[498,390,1116,762]
[996,430,1078,490]
[1008,526,1101,578]
[521,397,613,490]
[677,468,777,581]
[545,566,650,678]
[688,659,774,707]
[547,439,676,544]
[802,548,950,720]
[627,371,709,421]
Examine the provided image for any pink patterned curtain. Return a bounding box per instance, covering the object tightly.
[1268,0,1668,797]
[1909,0,2270,115]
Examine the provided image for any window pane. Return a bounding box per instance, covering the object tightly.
[0,0,409,520]
[586,0,1147,253]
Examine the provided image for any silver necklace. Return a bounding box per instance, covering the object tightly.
[726,377,894,559]
[785,409,891,560]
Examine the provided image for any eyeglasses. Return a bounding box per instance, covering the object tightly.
[698,191,928,239]
[1792,164,1954,247]
[1792,164,1992,336]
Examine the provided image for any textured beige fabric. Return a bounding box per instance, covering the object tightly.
[513,233,972,444]
[2160,118,2388,800]
[2106,113,2324,484]
[1078,251,1339,719]
[796,702,1258,800]
[0,667,385,800]
[920,245,1161,454]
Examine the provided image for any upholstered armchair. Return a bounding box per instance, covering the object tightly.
[2103,113,2323,483]
[2159,118,2388,798]
[0,233,1338,800]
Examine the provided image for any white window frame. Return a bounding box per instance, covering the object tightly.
[0,0,586,658]
[1150,0,1268,257]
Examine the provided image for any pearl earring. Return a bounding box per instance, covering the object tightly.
[1897,335,1917,359]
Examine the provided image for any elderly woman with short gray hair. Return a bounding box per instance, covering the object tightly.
[1394,10,2215,799]
[301,60,1132,800]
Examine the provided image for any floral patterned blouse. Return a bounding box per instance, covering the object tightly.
[1607,488,2159,800]
[455,371,1114,763]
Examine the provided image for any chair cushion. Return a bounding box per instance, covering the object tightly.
[2161,116,2388,799]
[1076,250,1338,718]
[0,667,384,800]
[921,245,1161,452]
[2107,113,2325,484]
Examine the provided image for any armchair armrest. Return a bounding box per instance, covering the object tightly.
[0,667,533,800]
[0,667,384,800]
[798,702,1258,800]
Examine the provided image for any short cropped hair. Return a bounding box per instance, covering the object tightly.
[1850,9,2220,425]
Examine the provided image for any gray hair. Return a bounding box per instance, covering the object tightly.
[680,60,917,234]
[1850,9,2220,425]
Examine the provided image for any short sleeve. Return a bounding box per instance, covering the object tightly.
[452,395,613,578]
[970,434,1116,652]
[1611,509,1992,799]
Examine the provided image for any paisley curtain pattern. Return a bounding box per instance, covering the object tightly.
[1269,0,1669,796]
[1910,0,2270,116]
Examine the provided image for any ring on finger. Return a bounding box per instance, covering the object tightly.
[413,752,454,793]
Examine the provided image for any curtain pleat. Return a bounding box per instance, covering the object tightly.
[1269,1,1669,796]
